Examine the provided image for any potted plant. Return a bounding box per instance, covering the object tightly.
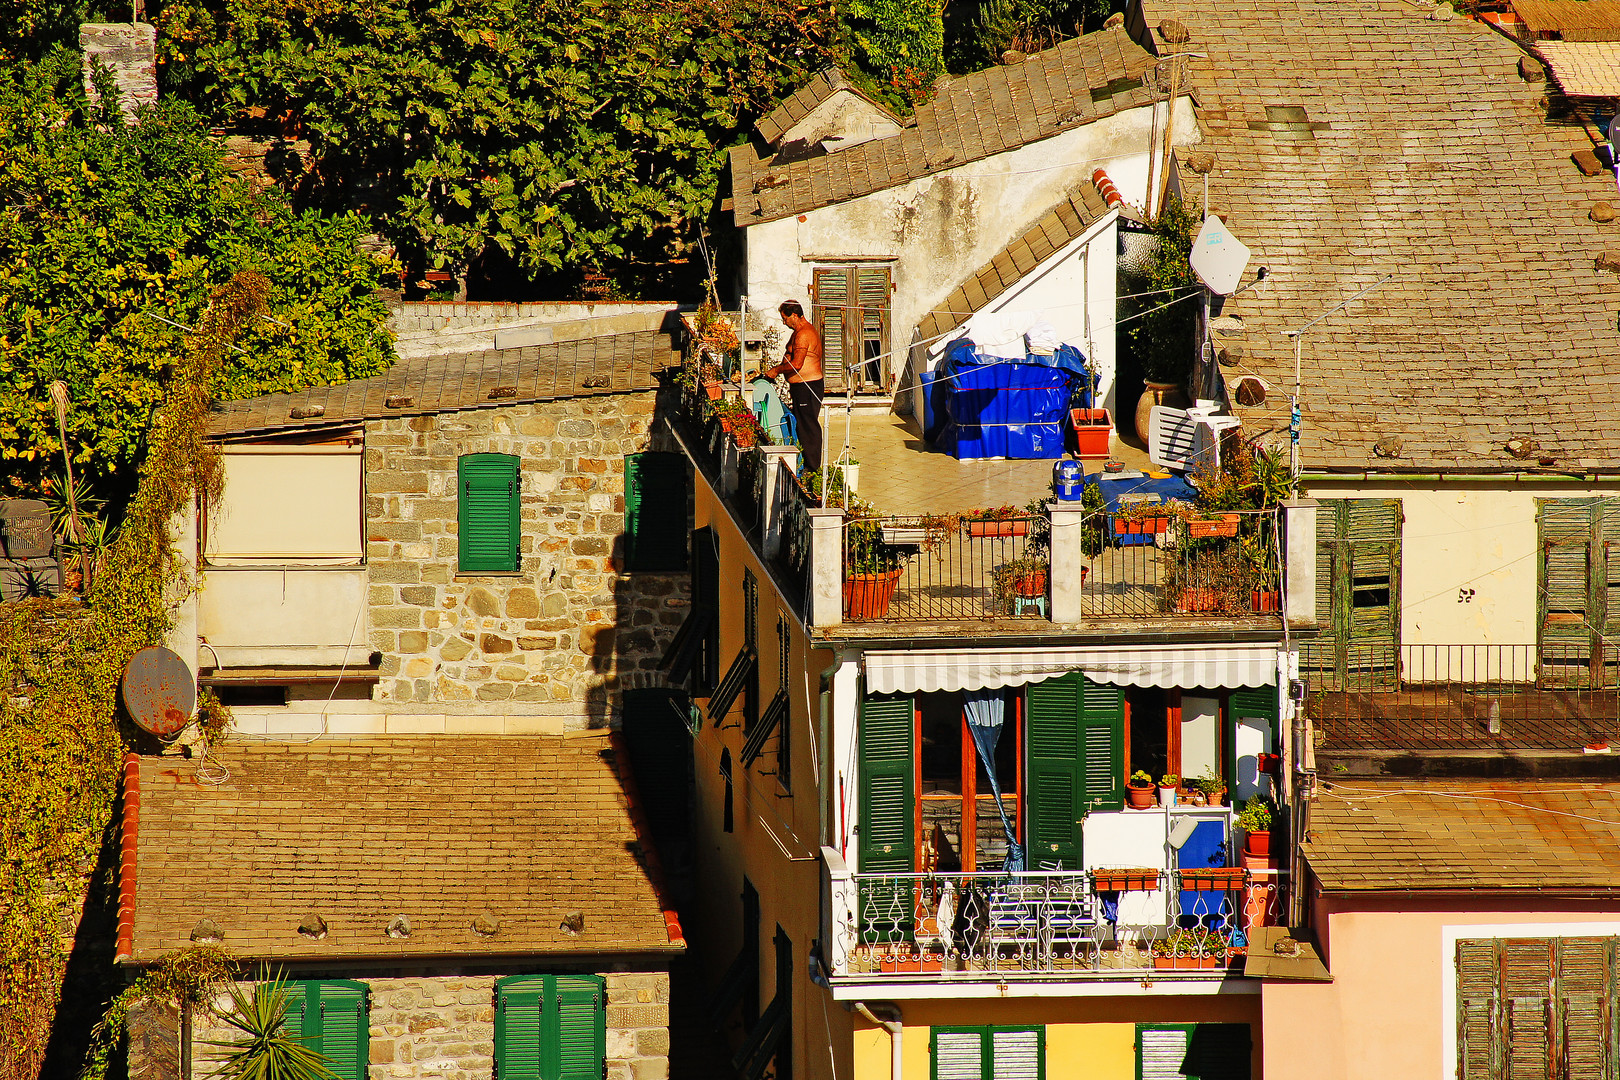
[1126,769,1155,809]
[965,505,1027,537]
[1150,928,1227,970]
[1070,407,1113,457]
[844,500,905,621]
[1114,499,1173,538]
[1193,767,1227,807]
[1183,508,1241,538]
[1238,795,1273,857]
[1092,867,1160,892]
[1158,773,1180,808]
[711,396,769,449]
[1243,527,1281,612]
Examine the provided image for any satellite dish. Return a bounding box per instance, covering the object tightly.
[121,646,196,738]
[1189,215,1252,296]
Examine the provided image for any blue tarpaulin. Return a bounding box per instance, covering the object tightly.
[934,348,1076,460]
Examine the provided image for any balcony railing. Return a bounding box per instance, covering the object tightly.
[1308,643,1620,750]
[847,517,1045,622]
[1080,510,1282,619]
[824,867,1284,980]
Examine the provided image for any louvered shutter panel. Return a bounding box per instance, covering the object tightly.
[1342,500,1401,689]
[990,1029,1042,1080]
[1501,939,1554,1080]
[1314,501,1337,630]
[1139,1027,1192,1080]
[459,454,520,572]
[813,268,850,393]
[859,693,914,872]
[496,977,547,1080]
[1541,500,1601,684]
[314,982,368,1080]
[858,693,914,941]
[1228,686,1276,722]
[933,1030,985,1080]
[281,983,308,1042]
[1557,938,1612,1080]
[856,267,891,390]
[625,453,688,572]
[552,976,605,1080]
[1457,939,1500,1080]
[1026,674,1082,868]
[1078,677,1124,813]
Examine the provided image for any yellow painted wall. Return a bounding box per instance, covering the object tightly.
[1301,478,1620,646]
[687,477,842,1080]
[849,996,1262,1080]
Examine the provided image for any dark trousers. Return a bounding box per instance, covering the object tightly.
[788,379,824,473]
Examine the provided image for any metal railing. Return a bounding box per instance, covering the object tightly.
[825,868,1284,979]
[844,517,1045,622]
[779,462,815,594]
[1309,643,1620,750]
[1080,509,1282,619]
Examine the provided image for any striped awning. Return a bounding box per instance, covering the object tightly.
[863,644,1282,694]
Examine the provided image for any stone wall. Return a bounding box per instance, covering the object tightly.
[364,393,687,725]
[184,972,669,1080]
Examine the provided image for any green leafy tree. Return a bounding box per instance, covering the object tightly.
[0,51,395,502]
[156,0,841,294]
[840,0,945,99]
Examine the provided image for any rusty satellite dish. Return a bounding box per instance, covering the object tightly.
[121,646,196,738]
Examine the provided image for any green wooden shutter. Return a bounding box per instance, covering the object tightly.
[856,267,891,390]
[1139,1026,1192,1080]
[1501,938,1554,1080]
[1457,939,1500,1080]
[551,976,606,1080]
[281,983,308,1042]
[813,268,850,393]
[314,982,368,1080]
[1540,499,1611,685]
[858,693,914,872]
[625,452,688,572]
[990,1029,1043,1080]
[1309,499,1401,689]
[1556,938,1613,1080]
[932,1029,985,1080]
[1079,677,1124,813]
[1026,675,1082,869]
[459,453,520,572]
[496,976,548,1080]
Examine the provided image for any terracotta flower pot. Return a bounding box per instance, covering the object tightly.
[843,568,903,621]
[1092,868,1159,892]
[1245,830,1271,857]
[1251,589,1281,612]
[967,520,1028,537]
[1176,587,1219,613]
[1070,407,1113,457]
[1187,514,1240,538]
[1012,568,1048,597]
[1115,516,1170,536]
[1135,380,1186,442]
[703,379,723,401]
[1126,783,1156,809]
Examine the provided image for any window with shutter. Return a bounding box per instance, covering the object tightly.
[458,453,521,573]
[1026,674,1123,869]
[274,981,368,1080]
[930,1027,1044,1080]
[858,692,915,941]
[624,453,689,572]
[812,265,893,394]
[1456,936,1620,1080]
[496,974,606,1080]
[1305,499,1401,690]
[1136,1024,1250,1080]
[1538,499,1620,687]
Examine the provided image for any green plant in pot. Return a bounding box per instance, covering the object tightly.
[1238,795,1274,857]
[1126,768,1155,810]
[844,497,905,621]
[1194,767,1227,807]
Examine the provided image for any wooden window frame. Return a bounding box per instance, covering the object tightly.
[915,692,1023,874]
[811,264,894,394]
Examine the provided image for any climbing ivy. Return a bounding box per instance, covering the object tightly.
[0,273,258,1080]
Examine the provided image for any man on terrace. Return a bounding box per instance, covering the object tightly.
[760,300,824,473]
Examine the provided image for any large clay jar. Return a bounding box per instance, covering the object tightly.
[1135,381,1188,443]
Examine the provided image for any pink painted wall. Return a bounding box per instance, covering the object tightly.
[1261,896,1620,1079]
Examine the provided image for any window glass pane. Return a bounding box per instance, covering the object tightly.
[1128,687,1168,781]
[919,692,962,795]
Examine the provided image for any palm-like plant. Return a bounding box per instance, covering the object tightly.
[204,976,338,1080]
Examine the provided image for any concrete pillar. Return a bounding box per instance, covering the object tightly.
[1047,502,1087,625]
[820,846,856,976]
[758,446,800,561]
[718,437,739,500]
[808,508,844,627]
[1281,498,1318,628]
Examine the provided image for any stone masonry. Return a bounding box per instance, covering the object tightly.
[364,393,687,724]
[185,972,669,1080]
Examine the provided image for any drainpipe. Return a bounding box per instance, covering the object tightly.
[855,1003,903,1080]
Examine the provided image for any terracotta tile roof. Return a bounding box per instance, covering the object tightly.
[123,736,684,963]
[1513,0,1620,40]
[730,28,1157,224]
[916,181,1114,341]
[207,328,679,439]
[753,67,902,146]
[1304,779,1620,891]
[1536,40,1620,95]
[1142,0,1620,471]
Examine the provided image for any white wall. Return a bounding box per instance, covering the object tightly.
[743,97,1200,403]
[197,567,369,667]
[1302,478,1620,647]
